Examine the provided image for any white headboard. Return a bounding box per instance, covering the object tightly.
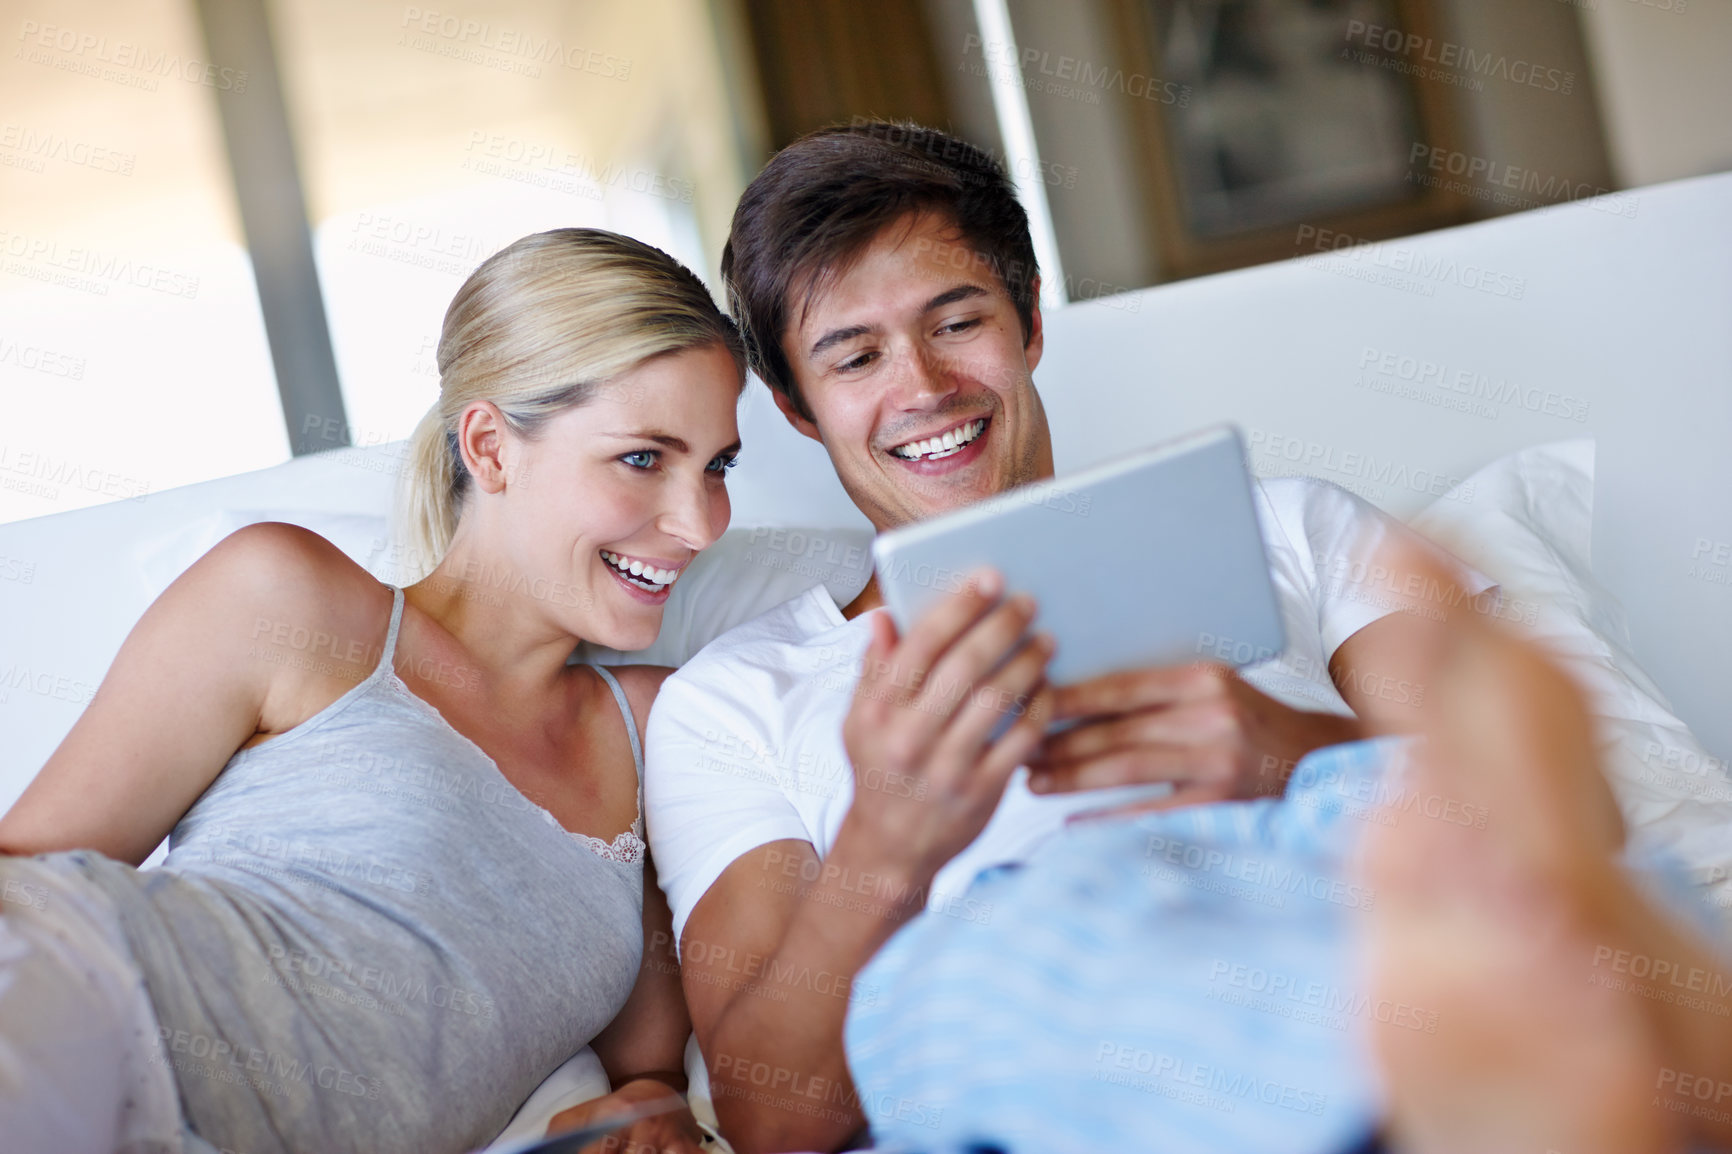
[2,171,1728,814]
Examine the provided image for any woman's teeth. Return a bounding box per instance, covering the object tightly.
[890,418,986,461]
[601,550,678,591]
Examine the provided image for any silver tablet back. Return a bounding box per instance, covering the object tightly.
[871,424,1286,685]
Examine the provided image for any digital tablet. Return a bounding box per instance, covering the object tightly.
[871,424,1285,687]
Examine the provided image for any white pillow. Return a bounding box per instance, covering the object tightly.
[1410,440,1732,917]
[133,508,393,602]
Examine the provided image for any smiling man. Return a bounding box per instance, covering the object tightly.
[643,121,1487,1153]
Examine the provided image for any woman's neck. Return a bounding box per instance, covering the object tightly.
[407,533,583,700]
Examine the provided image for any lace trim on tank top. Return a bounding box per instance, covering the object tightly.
[378,649,647,867]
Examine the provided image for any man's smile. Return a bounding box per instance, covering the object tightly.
[885,416,991,469]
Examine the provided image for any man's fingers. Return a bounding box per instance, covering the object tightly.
[935,632,1053,755]
[912,592,1038,722]
[878,567,1006,692]
[977,699,1052,790]
[1026,745,1201,794]
[1051,662,1228,721]
[1035,698,1227,765]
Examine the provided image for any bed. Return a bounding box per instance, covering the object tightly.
[2,171,1728,1148]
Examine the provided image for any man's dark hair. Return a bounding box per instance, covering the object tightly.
[721,120,1038,420]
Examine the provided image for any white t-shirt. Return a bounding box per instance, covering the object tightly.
[645,477,1491,946]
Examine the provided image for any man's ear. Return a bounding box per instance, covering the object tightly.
[456,400,512,494]
[769,386,823,445]
[1024,274,1045,374]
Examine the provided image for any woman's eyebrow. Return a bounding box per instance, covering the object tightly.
[604,431,743,457]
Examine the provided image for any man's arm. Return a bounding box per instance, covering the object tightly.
[681,574,1052,1154]
[1023,600,1454,805]
[1025,662,1361,805]
[681,834,923,1151]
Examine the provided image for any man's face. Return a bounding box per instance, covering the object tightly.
[778,212,1054,532]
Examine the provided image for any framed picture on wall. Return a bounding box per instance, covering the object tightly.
[1106,0,1472,280]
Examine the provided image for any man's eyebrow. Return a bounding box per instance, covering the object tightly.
[805,284,991,359]
[809,323,875,358]
[922,284,990,313]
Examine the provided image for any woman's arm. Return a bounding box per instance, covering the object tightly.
[0,522,385,865]
[550,859,705,1151]
[590,859,695,1090]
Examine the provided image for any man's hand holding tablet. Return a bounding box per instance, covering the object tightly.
[841,567,1056,890]
[869,425,1361,818]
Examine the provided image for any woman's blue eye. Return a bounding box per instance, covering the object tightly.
[707,454,739,474]
[621,450,656,469]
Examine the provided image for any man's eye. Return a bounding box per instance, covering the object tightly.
[621,450,657,469]
[837,350,877,373]
[939,317,982,336]
[706,453,740,474]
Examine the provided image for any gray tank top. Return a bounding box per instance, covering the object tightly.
[60,585,648,1154]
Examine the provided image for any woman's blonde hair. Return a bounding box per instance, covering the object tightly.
[398,228,744,577]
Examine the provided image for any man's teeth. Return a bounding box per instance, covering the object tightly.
[890,418,986,461]
[601,551,678,589]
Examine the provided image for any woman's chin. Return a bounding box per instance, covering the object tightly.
[583,611,664,654]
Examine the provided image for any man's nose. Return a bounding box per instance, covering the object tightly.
[891,344,956,408]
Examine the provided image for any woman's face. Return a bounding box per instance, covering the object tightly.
[484,341,742,651]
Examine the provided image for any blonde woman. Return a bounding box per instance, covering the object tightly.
[0,230,743,1154]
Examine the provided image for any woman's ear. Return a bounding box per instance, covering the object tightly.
[770,386,823,444]
[456,401,513,494]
